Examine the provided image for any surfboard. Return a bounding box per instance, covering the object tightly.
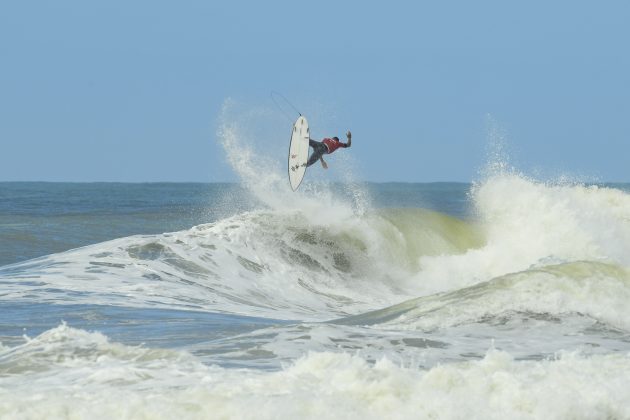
[288,115,309,191]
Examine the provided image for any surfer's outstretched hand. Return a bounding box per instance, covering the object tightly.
[346,131,352,139]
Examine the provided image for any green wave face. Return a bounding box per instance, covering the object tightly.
[244,207,486,288]
[370,208,485,270]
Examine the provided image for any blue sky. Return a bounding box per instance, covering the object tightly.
[1,1,629,182]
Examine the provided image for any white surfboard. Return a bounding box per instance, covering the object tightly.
[288,115,310,191]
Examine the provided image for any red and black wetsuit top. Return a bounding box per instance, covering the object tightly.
[322,138,349,154]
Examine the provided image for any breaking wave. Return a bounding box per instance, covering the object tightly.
[1,172,630,331]
[2,324,630,420]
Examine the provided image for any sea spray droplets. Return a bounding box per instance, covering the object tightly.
[217,99,373,218]
[482,113,514,178]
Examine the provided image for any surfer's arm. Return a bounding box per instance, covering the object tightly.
[320,156,328,169]
[345,131,352,147]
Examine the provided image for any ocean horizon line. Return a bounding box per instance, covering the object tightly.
[2,180,629,185]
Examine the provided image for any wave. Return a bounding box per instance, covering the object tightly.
[0,208,480,320]
[2,324,630,420]
[336,260,630,330]
[0,322,184,377]
[214,100,630,307]
[399,174,630,296]
[2,172,630,325]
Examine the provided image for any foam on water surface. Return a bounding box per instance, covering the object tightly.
[2,324,630,420]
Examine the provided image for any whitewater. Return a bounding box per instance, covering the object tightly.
[1,110,630,419]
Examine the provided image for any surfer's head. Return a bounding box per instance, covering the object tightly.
[332,136,339,141]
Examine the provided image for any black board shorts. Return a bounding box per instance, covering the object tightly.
[307,141,328,167]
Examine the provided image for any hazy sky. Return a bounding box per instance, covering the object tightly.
[1,1,629,182]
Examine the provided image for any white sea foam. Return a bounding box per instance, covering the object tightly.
[404,174,630,295]
[1,324,630,420]
[351,261,630,332]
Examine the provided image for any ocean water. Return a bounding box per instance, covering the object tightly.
[2,175,630,419]
[3,107,630,419]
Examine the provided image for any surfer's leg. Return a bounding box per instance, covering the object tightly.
[306,142,327,167]
[307,150,322,167]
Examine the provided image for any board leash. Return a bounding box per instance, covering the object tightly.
[270,91,302,123]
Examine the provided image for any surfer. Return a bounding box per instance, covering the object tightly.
[306,131,352,169]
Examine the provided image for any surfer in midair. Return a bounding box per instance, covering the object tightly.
[306,131,352,169]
